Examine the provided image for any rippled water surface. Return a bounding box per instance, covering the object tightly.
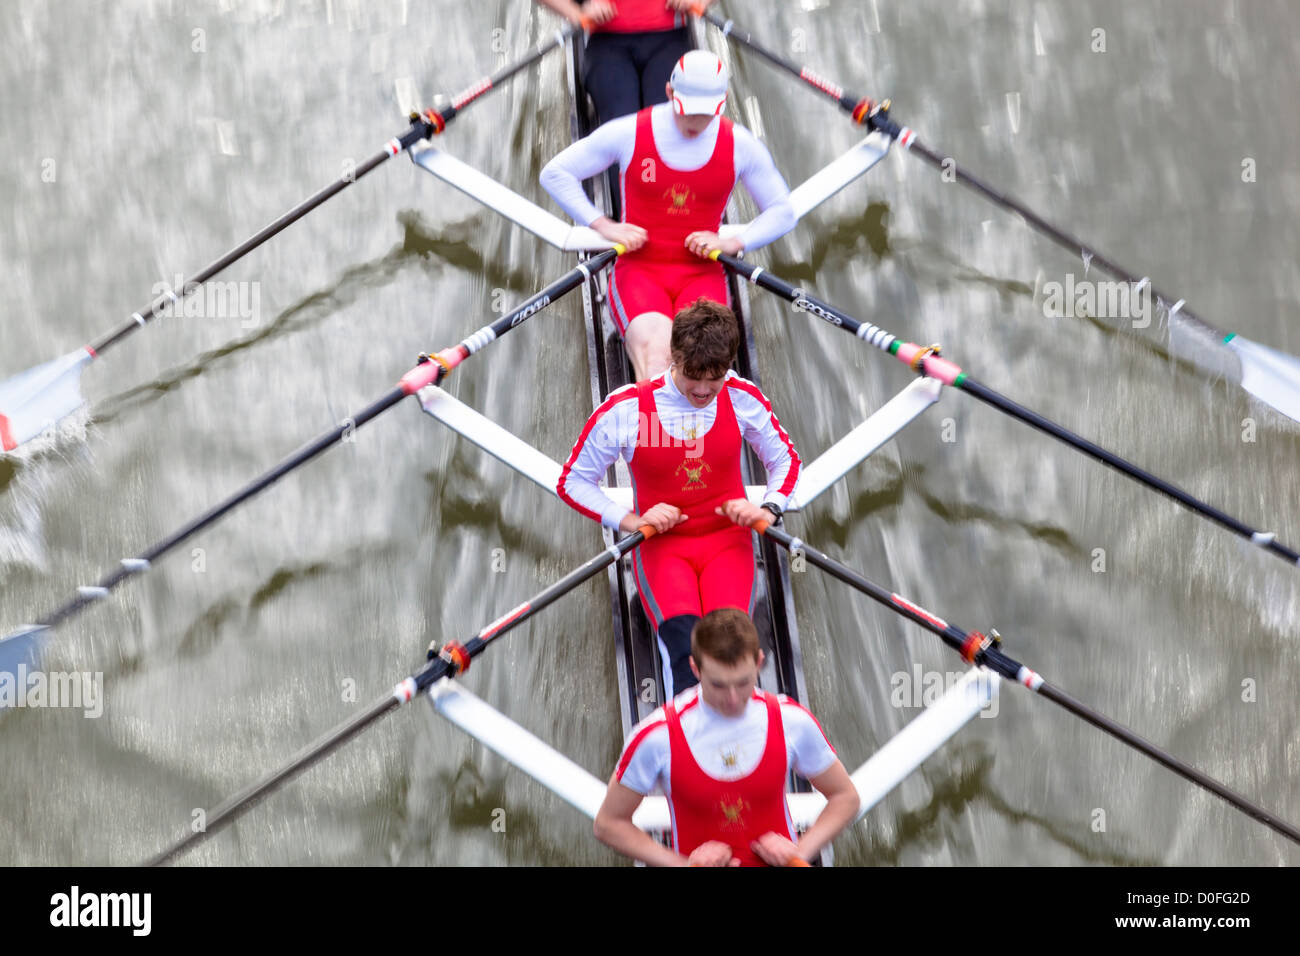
[1,0,1297,866]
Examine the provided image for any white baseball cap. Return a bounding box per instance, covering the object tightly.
[668,50,729,116]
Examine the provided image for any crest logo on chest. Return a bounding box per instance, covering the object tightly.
[663,183,694,215]
[676,459,712,490]
[718,795,749,828]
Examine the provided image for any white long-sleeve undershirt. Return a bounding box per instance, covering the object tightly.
[539,103,795,252]
[557,370,801,530]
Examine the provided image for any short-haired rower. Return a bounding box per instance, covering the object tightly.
[594,608,860,867]
[557,299,799,697]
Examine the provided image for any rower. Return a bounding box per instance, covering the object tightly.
[593,607,860,866]
[540,49,795,381]
[557,298,799,697]
[536,0,716,127]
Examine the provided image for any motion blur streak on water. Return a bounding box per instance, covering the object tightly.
[0,0,1296,865]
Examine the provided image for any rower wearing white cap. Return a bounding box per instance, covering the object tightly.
[541,49,796,381]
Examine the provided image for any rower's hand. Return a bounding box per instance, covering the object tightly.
[686,840,739,867]
[715,499,776,528]
[751,832,803,867]
[583,0,617,25]
[684,231,743,259]
[592,216,647,252]
[621,503,687,535]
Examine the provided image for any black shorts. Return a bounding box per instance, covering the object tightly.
[582,27,693,126]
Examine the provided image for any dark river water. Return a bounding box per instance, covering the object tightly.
[1,0,1297,865]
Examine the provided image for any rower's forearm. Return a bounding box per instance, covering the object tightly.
[796,790,860,860]
[540,159,605,227]
[738,199,796,252]
[597,819,685,867]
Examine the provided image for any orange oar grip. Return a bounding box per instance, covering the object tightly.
[752,518,771,536]
[578,15,595,32]
[637,524,657,540]
[785,857,812,867]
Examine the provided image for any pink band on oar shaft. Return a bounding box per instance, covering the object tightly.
[398,347,466,395]
[919,354,963,384]
[0,413,15,451]
[893,343,963,385]
[398,363,440,396]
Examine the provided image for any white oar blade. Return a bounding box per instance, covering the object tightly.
[0,626,49,712]
[0,348,94,452]
[1226,333,1300,424]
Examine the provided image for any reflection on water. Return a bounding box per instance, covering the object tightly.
[0,0,1296,866]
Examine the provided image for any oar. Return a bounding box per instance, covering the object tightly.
[0,23,582,455]
[716,251,1300,568]
[697,9,1300,425]
[752,520,1300,846]
[145,524,655,865]
[0,250,620,701]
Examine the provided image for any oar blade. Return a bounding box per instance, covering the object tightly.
[0,348,94,453]
[0,626,49,712]
[1225,333,1300,424]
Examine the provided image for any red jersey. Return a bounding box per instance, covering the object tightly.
[627,376,744,537]
[622,106,735,265]
[665,690,795,866]
[595,0,684,34]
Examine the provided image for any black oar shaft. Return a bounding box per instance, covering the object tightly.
[446,249,619,362]
[701,10,867,116]
[899,139,1222,339]
[88,135,419,357]
[28,254,618,636]
[146,693,403,866]
[1035,681,1300,843]
[701,12,1223,342]
[89,24,580,358]
[432,25,578,126]
[147,527,651,865]
[758,524,970,656]
[718,252,1299,567]
[957,376,1300,563]
[757,523,1300,846]
[40,385,404,630]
